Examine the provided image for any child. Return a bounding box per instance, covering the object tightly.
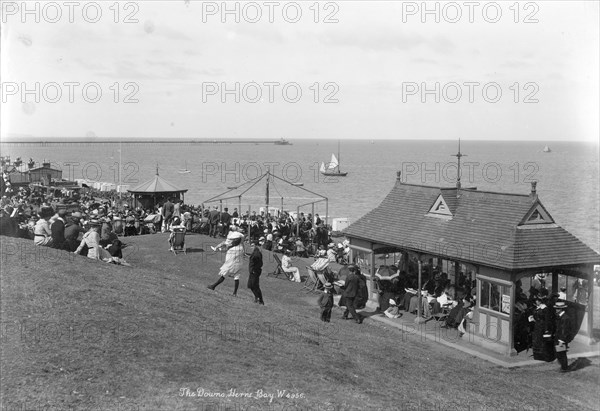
[318,282,334,322]
[211,225,244,251]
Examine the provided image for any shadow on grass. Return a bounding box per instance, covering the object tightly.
[184,248,205,253]
[570,357,593,371]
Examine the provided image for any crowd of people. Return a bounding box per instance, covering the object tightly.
[512,274,579,372]
[0,184,352,263]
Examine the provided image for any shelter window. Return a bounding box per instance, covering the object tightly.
[479,280,510,315]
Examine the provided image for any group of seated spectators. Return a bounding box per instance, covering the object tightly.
[373,266,477,334]
[0,191,130,264]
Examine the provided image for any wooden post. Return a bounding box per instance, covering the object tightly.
[588,269,595,342]
[508,277,517,356]
[415,258,424,323]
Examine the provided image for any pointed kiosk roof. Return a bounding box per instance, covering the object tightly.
[343,173,599,271]
[127,170,187,194]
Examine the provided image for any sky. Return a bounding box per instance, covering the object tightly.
[1,0,599,142]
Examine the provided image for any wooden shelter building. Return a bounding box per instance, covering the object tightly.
[343,171,599,356]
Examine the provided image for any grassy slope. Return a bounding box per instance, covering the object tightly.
[1,234,599,411]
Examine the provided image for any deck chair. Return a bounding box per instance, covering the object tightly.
[268,254,289,279]
[316,272,328,291]
[170,229,187,255]
[302,266,319,293]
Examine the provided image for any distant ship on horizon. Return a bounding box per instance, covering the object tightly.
[274,138,292,145]
[543,145,552,153]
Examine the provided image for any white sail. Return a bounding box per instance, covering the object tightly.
[319,162,327,173]
[327,153,339,170]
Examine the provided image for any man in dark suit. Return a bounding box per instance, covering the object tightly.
[341,265,363,324]
[220,208,231,237]
[208,206,220,238]
[161,198,174,230]
[247,240,264,305]
[51,209,67,249]
[554,301,574,372]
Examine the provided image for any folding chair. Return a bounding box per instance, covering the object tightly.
[171,229,187,255]
[433,303,452,323]
[302,266,319,293]
[268,254,289,279]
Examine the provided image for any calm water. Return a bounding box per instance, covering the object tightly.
[2,140,599,251]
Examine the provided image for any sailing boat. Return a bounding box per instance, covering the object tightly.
[178,161,191,174]
[542,145,551,153]
[320,141,348,177]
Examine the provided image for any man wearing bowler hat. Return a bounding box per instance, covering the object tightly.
[554,301,574,372]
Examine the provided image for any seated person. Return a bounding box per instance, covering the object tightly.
[431,287,456,314]
[74,220,129,265]
[294,238,308,258]
[33,207,54,246]
[408,289,433,317]
[384,298,402,319]
[444,295,474,329]
[100,218,118,247]
[211,225,243,251]
[107,239,124,258]
[168,217,187,251]
[326,243,337,262]
[281,249,301,282]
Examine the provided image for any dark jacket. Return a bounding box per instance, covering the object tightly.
[343,271,360,299]
[220,212,231,225]
[209,209,220,224]
[249,247,263,275]
[555,311,574,345]
[318,292,334,309]
[162,201,174,218]
[51,218,65,246]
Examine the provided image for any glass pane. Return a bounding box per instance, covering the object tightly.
[490,283,500,311]
[480,280,490,309]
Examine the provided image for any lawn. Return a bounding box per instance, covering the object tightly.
[1,234,599,411]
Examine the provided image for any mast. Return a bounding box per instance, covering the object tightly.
[119,140,122,199]
[265,168,270,222]
[337,140,341,172]
[451,138,467,195]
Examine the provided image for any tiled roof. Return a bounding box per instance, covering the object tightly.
[343,180,599,270]
[127,174,187,194]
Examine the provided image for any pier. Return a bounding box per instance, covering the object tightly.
[0,139,287,147]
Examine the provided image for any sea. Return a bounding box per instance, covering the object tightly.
[1,139,599,252]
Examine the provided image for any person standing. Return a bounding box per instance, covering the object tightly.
[209,206,220,238]
[207,235,244,296]
[341,265,363,324]
[247,240,264,305]
[554,301,574,372]
[530,293,556,362]
[161,198,174,231]
[318,283,334,322]
[220,208,231,237]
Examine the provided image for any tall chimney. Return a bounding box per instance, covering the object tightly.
[396,171,402,182]
[530,181,538,198]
